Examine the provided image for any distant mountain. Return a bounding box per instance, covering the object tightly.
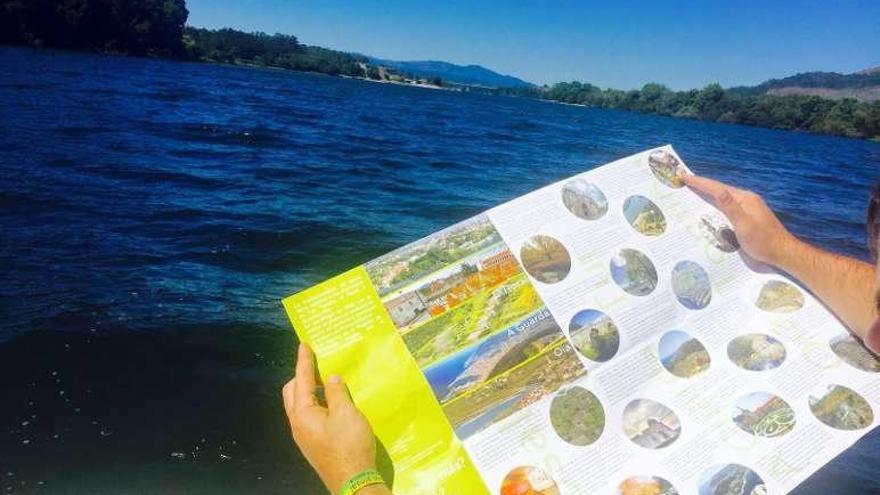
[730,67,880,102]
[367,58,534,88]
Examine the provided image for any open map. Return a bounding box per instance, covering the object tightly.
[283,146,880,495]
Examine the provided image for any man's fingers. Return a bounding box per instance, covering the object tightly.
[717,189,748,225]
[685,175,749,196]
[686,175,749,224]
[684,175,731,199]
[294,343,319,409]
[324,374,355,414]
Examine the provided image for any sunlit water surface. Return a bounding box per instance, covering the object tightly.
[1,46,878,494]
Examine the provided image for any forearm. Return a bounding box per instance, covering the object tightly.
[775,236,877,337]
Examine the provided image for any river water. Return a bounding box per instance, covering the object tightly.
[1,46,878,494]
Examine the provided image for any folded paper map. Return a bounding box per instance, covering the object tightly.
[283,146,880,495]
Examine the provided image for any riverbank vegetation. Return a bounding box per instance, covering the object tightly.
[2,0,878,139]
[500,81,880,139]
[182,27,366,77]
[0,0,189,56]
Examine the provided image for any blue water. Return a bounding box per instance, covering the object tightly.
[423,339,484,401]
[0,46,878,493]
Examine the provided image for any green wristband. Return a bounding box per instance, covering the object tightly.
[338,469,385,495]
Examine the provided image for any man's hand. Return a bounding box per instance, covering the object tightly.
[686,175,878,351]
[282,344,382,494]
[685,175,797,266]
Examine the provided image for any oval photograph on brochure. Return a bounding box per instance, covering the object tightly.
[623,195,667,236]
[658,330,711,378]
[622,398,682,449]
[616,475,679,495]
[731,391,796,438]
[808,384,874,431]
[561,179,608,220]
[755,280,805,313]
[698,213,739,253]
[698,464,765,495]
[520,235,571,284]
[647,149,687,188]
[829,333,880,372]
[671,260,712,310]
[569,309,620,362]
[549,386,605,446]
[727,333,787,371]
[500,465,561,495]
[610,248,658,296]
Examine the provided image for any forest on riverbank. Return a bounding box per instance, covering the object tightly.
[511,82,880,140]
[1,0,878,139]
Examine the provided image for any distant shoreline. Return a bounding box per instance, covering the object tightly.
[195,55,454,92]
[342,75,450,91]
[3,0,877,141]
[3,43,878,141]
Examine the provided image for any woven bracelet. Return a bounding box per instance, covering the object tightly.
[338,469,385,495]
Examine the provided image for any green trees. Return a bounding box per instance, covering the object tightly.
[531,80,880,139]
[183,28,301,63]
[0,0,189,56]
[2,2,877,139]
[0,4,368,77]
[183,27,366,77]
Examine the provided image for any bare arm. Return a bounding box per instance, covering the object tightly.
[685,176,877,344]
[774,238,877,341]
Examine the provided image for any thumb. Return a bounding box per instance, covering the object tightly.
[324,374,355,414]
[717,189,747,226]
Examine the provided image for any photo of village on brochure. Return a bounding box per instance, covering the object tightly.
[290,146,880,495]
[364,215,586,439]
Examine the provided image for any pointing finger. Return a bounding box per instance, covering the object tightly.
[684,175,731,200]
[685,174,750,196]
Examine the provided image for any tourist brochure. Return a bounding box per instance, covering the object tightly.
[282,146,880,495]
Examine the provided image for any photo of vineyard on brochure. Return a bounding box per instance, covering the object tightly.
[284,146,880,495]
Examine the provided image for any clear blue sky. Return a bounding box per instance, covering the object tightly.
[187,0,880,90]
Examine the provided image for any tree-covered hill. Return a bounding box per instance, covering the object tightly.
[727,69,880,104]
[0,0,189,56]
[731,70,880,95]
[1,1,878,139]
[368,58,534,88]
[183,27,366,77]
[498,81,880,139]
